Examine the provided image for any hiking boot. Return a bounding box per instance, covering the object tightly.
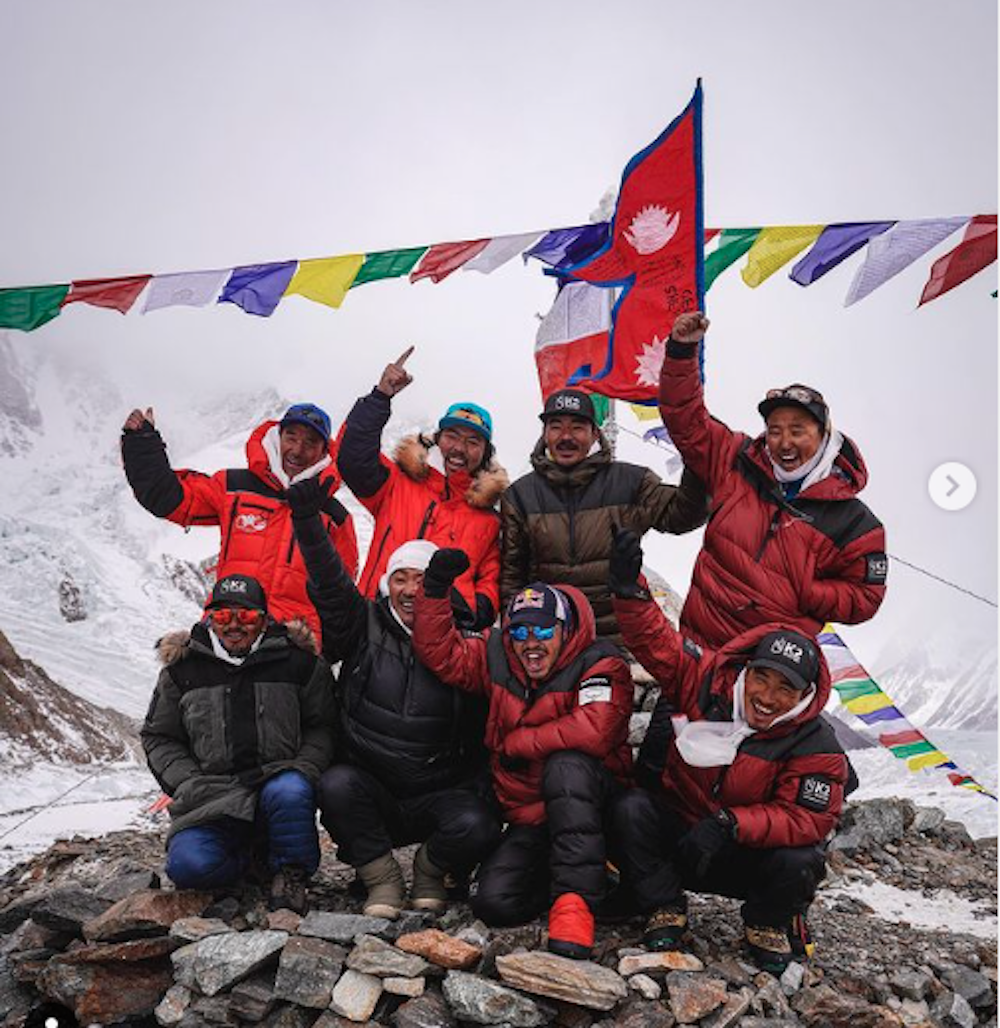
[547,893,594,960]
[268,865,309,915]
[643,905,688,951]
[357,853,405,920]
[410,843,448,913]
[787,911,815,959]
[744,922,793,974]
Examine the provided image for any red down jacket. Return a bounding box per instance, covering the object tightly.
[412,583,633,825]
[122,418,358,640]
[616,594,848,848]
[659,342,887,649]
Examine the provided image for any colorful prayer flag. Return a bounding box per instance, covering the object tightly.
[352,247,428,288]
[562,82,704,402]
[62,275,152,314]
[844,217,968,306]
[524,224,610,270]
[464,232,544,274]
[819,626,996,800]
[0,284,70,331]
[142,270,231,313]
[534,281,613,401]
[284,255,364,309]
[218,262,297,317]
[741,226,824,288]
[789,222,895,286]
[918,215,998,306]
[704,228,760,290]
[410,240,489,284]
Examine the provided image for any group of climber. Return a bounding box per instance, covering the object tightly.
[129,310,887,973]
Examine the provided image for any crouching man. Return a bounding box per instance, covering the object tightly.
[609,530,849,973]
[141,573,336,915]
[412,550,633,960]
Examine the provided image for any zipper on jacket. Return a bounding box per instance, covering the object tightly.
[417,501,437,539]
[754,512,781,562]
[566,491,577,564]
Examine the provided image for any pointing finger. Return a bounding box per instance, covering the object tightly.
[395,345,415,367]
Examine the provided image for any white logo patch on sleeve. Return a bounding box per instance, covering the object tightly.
[578,677,613,706]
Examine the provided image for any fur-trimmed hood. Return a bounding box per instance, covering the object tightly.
[156,618,319,666]
[393,434,509,510]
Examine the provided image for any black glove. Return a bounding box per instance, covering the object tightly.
[424,548,471,599]
[677,809,737,879]
[609,527,647,599]
[287,474,345,518]
[499,754,529,773]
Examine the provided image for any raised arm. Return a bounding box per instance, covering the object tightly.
[631,465,709,536]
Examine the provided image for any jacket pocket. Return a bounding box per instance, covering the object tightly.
[255,680,302,762]
[179,689,228,772]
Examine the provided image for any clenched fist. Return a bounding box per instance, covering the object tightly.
[671,312,710,345]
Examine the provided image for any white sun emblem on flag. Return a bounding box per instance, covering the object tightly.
[635,335,666,387]
[624,205,680,255]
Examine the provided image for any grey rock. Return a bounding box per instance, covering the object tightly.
[943,965,994,1008]
[628,973,661,1000]
[273,935,346,1008]
[170,917,237,943]
[384,976,426,997]
[391,989,456,1028]
[931,990,976,1028]
[779,961,805,995]
[836,797,915,848]
[30,888,112,935]
[229,971,279,1022]
[889,968,932,1001]
[95,870,160,902]
[155,983,193,1027]
[455,920,490,951]
[299,911,392,944]
[664,970,727,1022]
[184,995,239,1026]
[443,969,549,1026]
[897,998,932,1025]
[329,968,383,1022]
[347,934,430,978]
[911,807,947,835]
[171,929,288,996]
[0,894,44,934]
[260,1004,320,1028]
[614,997,675,1028]
[702,987,753,1028]
[495,951,628,1011]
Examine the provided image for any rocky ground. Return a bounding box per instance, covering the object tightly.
[0,797,995,1028]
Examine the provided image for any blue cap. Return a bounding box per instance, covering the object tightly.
[439,402,493,443]
[280,403,332,444]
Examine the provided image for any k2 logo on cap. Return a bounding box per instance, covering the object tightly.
[864,552,888,585]
[555,394,582,411]
[221,579,248,594]
[796,775,832,811]
[770,637,803,663]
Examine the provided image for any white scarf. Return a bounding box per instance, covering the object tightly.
[209,626,265,666]
[769,428,843,495]
[674,671,817,768]
[262,424,332,489]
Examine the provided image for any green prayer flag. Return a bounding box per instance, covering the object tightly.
[352,247,428,288]
[705,229,761,290]
[592,393,612,426]
[889,740,938,759]
[0,284,69,331]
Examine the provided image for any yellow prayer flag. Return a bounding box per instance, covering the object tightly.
[906,750,948,772]
[844,693,893,716]
[285,255,364,309]
[629,404,661,422]
[741,226,824,288]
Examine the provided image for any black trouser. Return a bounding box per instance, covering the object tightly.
[610,787,827,928]
[318,763,501,872]
[472,750,621,927]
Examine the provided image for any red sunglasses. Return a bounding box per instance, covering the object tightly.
[209,607,264,627]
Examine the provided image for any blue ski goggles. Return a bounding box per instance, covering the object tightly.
[508,624,557,642]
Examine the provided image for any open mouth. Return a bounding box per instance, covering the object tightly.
[445,454,467,471]
[750,698,777,722]
[522,650,547,673]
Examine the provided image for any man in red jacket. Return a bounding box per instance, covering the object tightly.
[608,530,849,972]
[122,402,357,640]
[412,550,633,960]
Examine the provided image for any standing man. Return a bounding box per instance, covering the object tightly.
[121,402,357,640]
[500,388,707,644]
[338,348,507,629]
[141,573,336,914]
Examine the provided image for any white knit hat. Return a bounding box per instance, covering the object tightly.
[378,539,439,595]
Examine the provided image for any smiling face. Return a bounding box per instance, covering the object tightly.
[279,423,327,478]
[388,567,423,627]
[437,425,487,476]
[210,608,266,656]
[744,666,803,729]
[510,623,564,681]
[543,415,600,468]
[764,407,823,473]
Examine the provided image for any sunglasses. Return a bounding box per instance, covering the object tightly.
[765,386,825,407]
[508,624,557,642]
[209,607,264,627]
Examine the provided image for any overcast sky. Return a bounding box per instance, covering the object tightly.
[1,0,996,667]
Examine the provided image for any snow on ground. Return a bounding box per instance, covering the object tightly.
[820,879,997,941]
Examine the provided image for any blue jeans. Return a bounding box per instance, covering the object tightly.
[166,770,320,890]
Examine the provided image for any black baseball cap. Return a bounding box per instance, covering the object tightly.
[757,385,828,433]
[747,630,820,692]
[539,389,599,427]
[207,574,268,612]
[507,583,571,629]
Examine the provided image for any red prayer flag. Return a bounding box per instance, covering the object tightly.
[562,83,704,401]
[918,215,997,306]
[410,240,490,284]
[62,275,152,314]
